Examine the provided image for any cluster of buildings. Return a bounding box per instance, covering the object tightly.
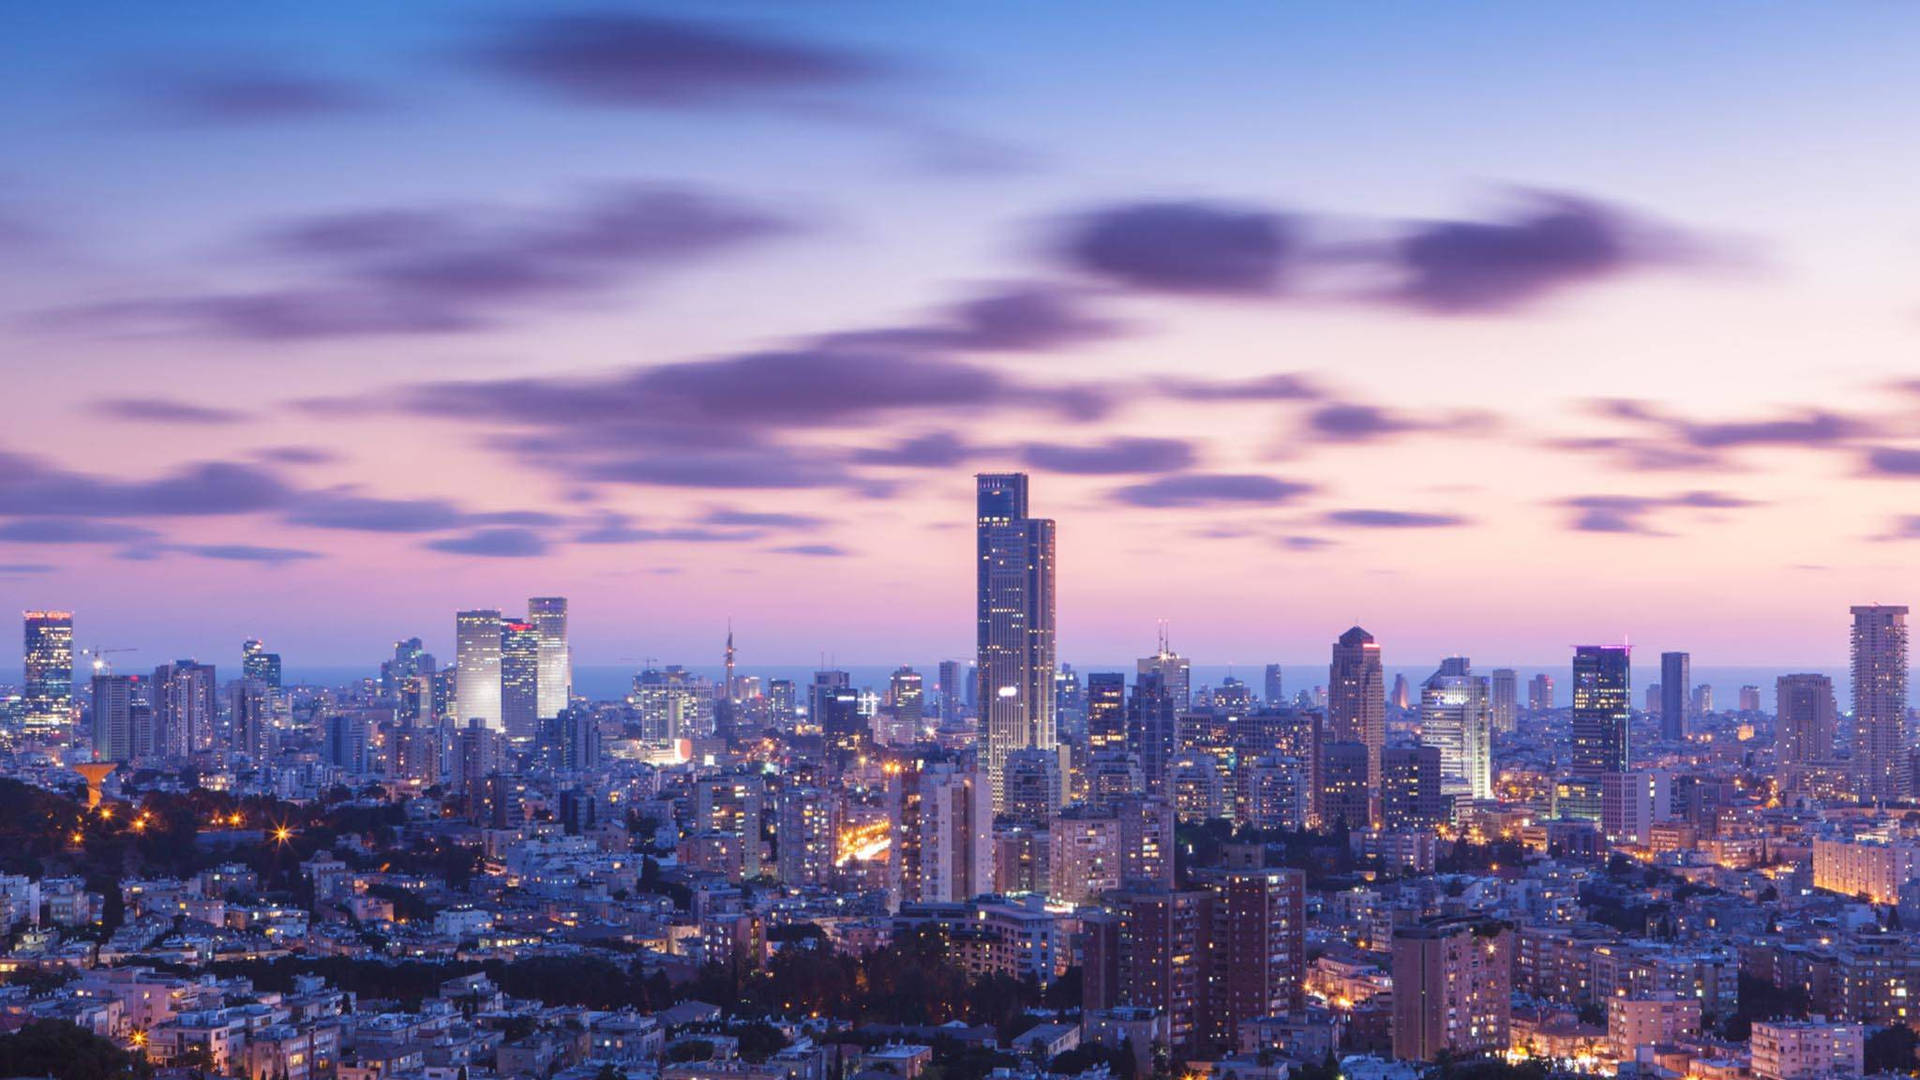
[1,476,1918,1080]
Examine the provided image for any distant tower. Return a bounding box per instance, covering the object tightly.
[1776,673,1837,766]
[527,597,570,720]
[1138,623,1191,711]
[1660,651,1690,741]
[22,610,73,739]
[242,638,282,690]
[1489,669,1517,733]
[1851,605,1910,802]
[499,619,539,741]
[1419,657,1491,801]
[1329,626,1385,817]
[977,473,1057,813]
[1564,645,1630,820]
[455,609,504,729]
[1263,664,1284,708]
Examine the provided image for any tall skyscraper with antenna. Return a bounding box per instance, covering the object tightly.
[977,473,1057,813]
[1138,623,1191,711]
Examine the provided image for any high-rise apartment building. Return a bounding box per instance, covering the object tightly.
[893,763,993,904]
[22,610,73,737]
[1381,745,1447,832]
[1128,671,1178,793]
[1086,672,1127,753]
[455,609,503,730]
[90,672,136,762]
[1319,741,1370,830]
[499,619,539,741]
[1776,673,1837,766]
[776,786,837,887]
[1660,651,1690,742]
[1419,657,1491,801]
[1851,605,1909,801]
[153,660,216,758]
[1565,645,1630,820]
[1329,626,1384,816]
[1489,668,1517,733]
[1391,917,1514,1061]
[1527,673,1554,712]
[976,473,1057,812]
[527,597,570,720]
[890,666,925,727]
[937,659,963,726]
[231,678,272,760]
[1201,869,1307,1052]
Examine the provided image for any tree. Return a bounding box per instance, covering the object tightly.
[1865,1025,1919,1075]
[0,1019,137,1080]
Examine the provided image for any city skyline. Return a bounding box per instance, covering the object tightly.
[8,5,1920,663]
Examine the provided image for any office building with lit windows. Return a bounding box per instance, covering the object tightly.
[22,610,73,737]
[976,473,1057,813]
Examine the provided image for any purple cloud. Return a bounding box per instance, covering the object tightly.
[1390,193,1664,312]
[0,519,160,544]
[702,507,826,529]
[0,454,291,518]
[1060,201,1293,295]
[145,68,381,123]
[1323,509,1470,528]
[771,543,850,557]
[1306,402,1493,443]
[1278,536,1335,550]
[1678,410,1867,449]
[469,12,890,108]
[1112,473,1314,509]
[0,563,54,575]
[50,185,795,340]
[93,398,248,425]
[171,543,319,564]
[1020,437,1196,475]
[424,528,549,558]
[1557,490,1758,535]
[1865,447,1920,477]
[1161,374,1322,402]
[852,432,973,469]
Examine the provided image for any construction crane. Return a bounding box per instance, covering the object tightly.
[81,646,137,674]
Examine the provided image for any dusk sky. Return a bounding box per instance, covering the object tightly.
[8,2,1920,668]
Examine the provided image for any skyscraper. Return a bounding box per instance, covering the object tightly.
[890,666,925,725]
[1851,605,1910,801]
[1565,645,1630,820]
[1489,669,1517,733]
[1263,664,1284,708]
[1381,745,1447,831]
[241,638,282,689]
[1128,671,1178,793]
[937,659,963,725]
[977,473,1057,812]
[22,610,73,738]
[153,660,216,758]
[1419,657,1492,801]
[1776,673,1837,766]
[1319,741,1370,830]
[231,678,271,760]
[1138,626,1191,711]
[1329,626,1385,816]
[527,597,570,720]
[1087,672,1127,753]
[499,619,539,741]
[1659,651,1689,741]
[1527,673,1555,712]
[455,609,503,730]
[1391,917,1514,1061]
[90,672,135,762]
